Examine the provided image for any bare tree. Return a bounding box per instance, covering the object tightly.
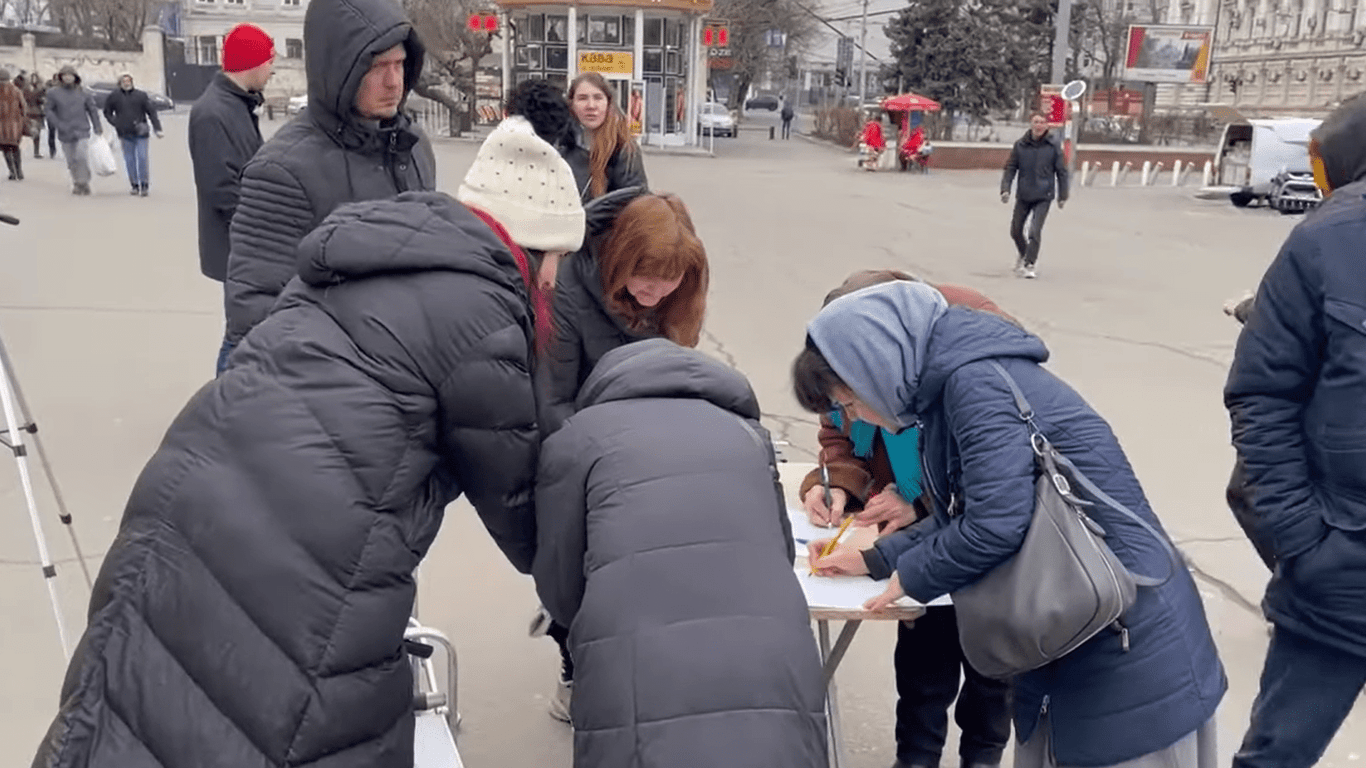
[46,0,149,46]
[712,0,818,107]
[404,0,495,135]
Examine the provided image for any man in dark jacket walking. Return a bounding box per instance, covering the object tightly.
[103,73,163,196]
[1225,93,1366,768]
[535,339,829,768]
[222,0,437,373]
[43,65,102,195]
[189,23,274,373]
[1000,112,1068,279]
[30,192,549,768]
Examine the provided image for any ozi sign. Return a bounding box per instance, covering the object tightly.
[579,51,634,75]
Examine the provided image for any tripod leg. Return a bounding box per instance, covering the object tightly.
[0,332,93,590]
[0,351,72,659]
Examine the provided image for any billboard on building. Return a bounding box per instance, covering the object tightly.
[1123,25,1214,84]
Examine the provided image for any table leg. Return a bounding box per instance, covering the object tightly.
[818,619,863,768]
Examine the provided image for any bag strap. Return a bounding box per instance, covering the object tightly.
[987,361,1179,587]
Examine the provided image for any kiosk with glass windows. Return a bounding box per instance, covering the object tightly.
[496,0,714,147]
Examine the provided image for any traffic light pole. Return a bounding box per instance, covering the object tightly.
[856,0,869,106]
[1050,0,1073,84]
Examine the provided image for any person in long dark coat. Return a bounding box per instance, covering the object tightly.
[535,339,829,768]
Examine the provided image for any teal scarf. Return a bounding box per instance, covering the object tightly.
[830,411,923,501]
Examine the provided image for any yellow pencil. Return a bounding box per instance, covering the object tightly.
[811,513,856,575]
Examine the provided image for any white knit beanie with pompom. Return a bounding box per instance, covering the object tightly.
[457,116,585,253]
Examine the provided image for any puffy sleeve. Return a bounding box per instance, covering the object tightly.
[225,159,316,343]
[894,363,1036,602]
[1224,228,1329,561]
[532,425,596,626]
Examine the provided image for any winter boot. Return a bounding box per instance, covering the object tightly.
[3,147,16,180]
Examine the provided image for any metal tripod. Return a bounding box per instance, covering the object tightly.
[0,211,94,660]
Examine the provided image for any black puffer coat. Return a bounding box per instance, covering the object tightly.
[541,186,655,434]
[1000,130,1069,203]
[560,123,648,201]
[31,192,539,768]
[534,339,829,768]
[224,0,437,346]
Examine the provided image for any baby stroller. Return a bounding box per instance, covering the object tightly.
[408,616,465,767]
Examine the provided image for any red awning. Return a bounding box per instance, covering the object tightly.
[881,93,941,112]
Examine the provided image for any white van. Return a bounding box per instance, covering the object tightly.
[1198,105,1322,213]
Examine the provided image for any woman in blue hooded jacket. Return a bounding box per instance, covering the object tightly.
[793,281,1226,768]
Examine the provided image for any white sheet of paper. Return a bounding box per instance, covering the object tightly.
[789,508,953,610]
[788,506,840,544]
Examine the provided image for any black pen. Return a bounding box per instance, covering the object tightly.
[821,462,834,524]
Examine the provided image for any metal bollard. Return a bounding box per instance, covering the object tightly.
[1141,161,1153,185]
[1145,162,1164,186]
[1202,160,1213,187]
[1111,161,1121,187]
[1171,160,1183,186]
[769,126,775,140]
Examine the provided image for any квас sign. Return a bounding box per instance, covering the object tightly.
[579,51,634,75]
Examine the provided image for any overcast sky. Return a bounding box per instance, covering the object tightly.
[802,0,905,66]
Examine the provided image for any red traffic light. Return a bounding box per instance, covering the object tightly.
[1048,94,1067,124]
[483,14,497,31]
[718,27,728,46]
[468,13,482,31]
[703,27,713,45]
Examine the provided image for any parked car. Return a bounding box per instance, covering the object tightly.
[87,82,174,112]
[698,102,735,137]
[745,94,780,111]
[287,94,307,115]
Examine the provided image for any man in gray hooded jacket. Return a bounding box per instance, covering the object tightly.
[221,0,436,372]
[42,65,102,195]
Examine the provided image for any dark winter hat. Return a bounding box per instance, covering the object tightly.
[223,24,275,73]
[506,79,574,146]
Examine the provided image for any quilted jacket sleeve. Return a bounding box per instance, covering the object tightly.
[894,363,1036,603]
[532,426,595,626]
[225,159,315,344]
[1000,143,1020,195]
[436,315,540,574]
[1225,230,1329,561]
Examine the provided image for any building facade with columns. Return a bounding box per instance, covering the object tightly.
[1143,0,1366,115]
[493,0,714,146]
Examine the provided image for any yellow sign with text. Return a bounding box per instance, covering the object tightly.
[578,51,634,75]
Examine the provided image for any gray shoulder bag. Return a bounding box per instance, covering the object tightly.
[951,361,1181,680]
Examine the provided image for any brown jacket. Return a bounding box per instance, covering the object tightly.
[0,81,26,146]
[798,282,1017,508]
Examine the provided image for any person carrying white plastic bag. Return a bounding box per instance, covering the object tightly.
[87,131,118,178]
[42,65,103,195]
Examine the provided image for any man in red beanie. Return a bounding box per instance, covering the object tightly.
[220,0,436,374]
[189,23,274,373]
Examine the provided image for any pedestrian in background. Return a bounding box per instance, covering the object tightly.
[1001,112,1068,280]
[223,0,436,374]
[42,65,102,195]
[0,69,26,181]
[44,72,57,158]
[103,73,164,196]
[18,72,45,159]
[189,22,273,374]
[1225,91,1366,768]
[782,99,795,139]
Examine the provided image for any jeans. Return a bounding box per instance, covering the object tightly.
[121,136,149,189]
[1009,198,1052,266]
[1232,626,1366,768]
[47,118,56,157]
[216,336,235,376]
[60,139,90,186]
[895,607,1012,766]
[782,117,793,139]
